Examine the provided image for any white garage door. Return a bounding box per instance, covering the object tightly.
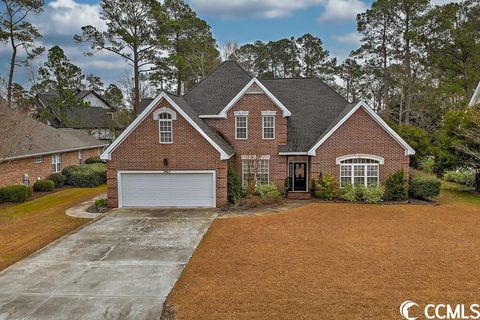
[119,171,215,208]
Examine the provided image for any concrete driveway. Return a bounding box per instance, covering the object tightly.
[0,208,217,320]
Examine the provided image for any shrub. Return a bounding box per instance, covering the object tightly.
[384,169,408,201]
[255,183,282,202]
[241,195,264,208]
[443,170,475,188]
[85,156,104,164]
[310,178,317,193]
[33,180,55,192]
[227,168,242,204]
[409,174,441,200]
[360,185,385,203]
[47,173,65,188]
[95,198,108,207]
[339,183,357,202]
[62,163,107,187]
[0,185,31,203]
[284,177,291,194]
[315,174,338,200]
[419,157,435,174]
[62,165,77,185]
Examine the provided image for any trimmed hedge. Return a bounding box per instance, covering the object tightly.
[47,173,65,188]
[62,163,107,187]
[409,174,441,200]
[85,156,104,164]
[33,180,55,192]
[384,169,408,201]
[0,185,31,203]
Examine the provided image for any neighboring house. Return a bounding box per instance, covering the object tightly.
[469,82,480,107]
[0,119,107,188]
[101,61,415,208]
[36,89,121,143]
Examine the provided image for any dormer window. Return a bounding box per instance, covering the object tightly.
[153,107,177,144]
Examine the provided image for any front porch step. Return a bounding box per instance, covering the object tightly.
[287,192,312,200]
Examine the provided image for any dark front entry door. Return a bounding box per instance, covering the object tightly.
[293,162,307,191]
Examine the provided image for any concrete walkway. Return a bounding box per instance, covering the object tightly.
[0,208,217,320]
[65,192,107,219]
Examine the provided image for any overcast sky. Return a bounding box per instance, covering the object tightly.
[0,0,459,89]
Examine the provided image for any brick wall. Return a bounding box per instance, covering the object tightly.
[311,107,410,184]
[0,148,99,188]
[107,99,228,208]
[205,93,288,189]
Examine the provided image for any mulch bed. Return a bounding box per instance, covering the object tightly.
[86,204,110,214]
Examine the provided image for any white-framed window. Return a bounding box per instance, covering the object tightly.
[339,157,380,187]
[34,155,44,163]
[242,159,269,186]
[159,113,173,143]
[262,115,275,139]
[52,154,62,173]
[79,150,83,164]
[235,115,248,139]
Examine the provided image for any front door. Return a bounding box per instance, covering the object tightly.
[293,162,307,192]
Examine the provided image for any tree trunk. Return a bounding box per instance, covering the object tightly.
[404,8,412,124]
[475,170,480,193]
[175,33,182,96]
[7,38,17,107]
[463,56,469,99]
[133,48,140,115]
[382,21,390,120]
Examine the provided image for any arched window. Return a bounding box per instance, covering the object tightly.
[337,155,384,187]
[158,113,172,143]
[153,108,176,144]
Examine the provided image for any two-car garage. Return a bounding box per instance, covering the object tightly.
[118,171,216,208]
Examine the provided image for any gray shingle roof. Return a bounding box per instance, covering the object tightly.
[140,61,352,153]
[167,94,234,157]
[183,61,252,115]
[37,89,118,129]
[260,78,349,152]
[2,118,107,160]
[138,98,154,114]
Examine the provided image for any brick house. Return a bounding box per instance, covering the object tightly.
[0,119,107,188]
[101,61,414,208]
[36,89,122,143]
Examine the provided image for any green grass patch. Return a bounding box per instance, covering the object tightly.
[0,185,106,220]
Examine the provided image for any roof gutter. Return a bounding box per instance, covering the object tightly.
[278,152,308,156]
[0,144,108,162]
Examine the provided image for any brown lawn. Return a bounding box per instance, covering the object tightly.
[0,185,106,270]
[164,186,480,319]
